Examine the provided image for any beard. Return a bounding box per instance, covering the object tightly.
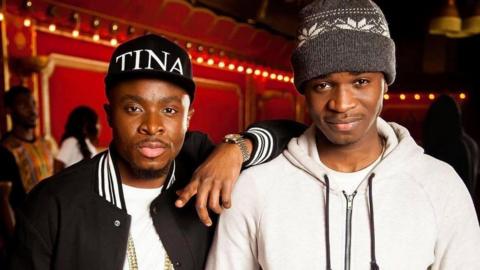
[119,154,172,180]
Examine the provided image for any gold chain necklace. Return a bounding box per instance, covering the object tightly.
[127,234,174,270]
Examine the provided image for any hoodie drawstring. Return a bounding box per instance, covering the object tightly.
[324,174,332,270]
[323,173,380,270]
[368,173,380,270]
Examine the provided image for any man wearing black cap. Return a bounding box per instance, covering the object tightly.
[207,0,480,269]
[7,34,302,270]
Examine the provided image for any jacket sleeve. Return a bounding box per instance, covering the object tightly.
[243,120,307,167]
[430,169,480,270]
[8,182,56,270]
[184,120,307,168]
[181,131,216,166]
[8,211,52,269]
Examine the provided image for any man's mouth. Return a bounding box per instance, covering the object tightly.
[326,118,361,132]
[137,141,168,159]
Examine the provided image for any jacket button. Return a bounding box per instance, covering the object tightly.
[174,261,181,267]
[152,206,157,214]
[114,220,121,227]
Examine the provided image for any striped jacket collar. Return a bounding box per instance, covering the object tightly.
[95,149,176,211]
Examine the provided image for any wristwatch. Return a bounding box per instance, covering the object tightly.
[223,133,251,163]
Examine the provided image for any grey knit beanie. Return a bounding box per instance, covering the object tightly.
[291,0,396,93]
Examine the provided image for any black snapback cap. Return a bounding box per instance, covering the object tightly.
[105,34,195,100]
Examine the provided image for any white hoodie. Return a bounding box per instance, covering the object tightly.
[206,118,480,270]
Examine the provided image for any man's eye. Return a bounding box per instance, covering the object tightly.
[314,82,331,91]
[126,106,142,113]
[355,79,369,86]
[163,107,178,115]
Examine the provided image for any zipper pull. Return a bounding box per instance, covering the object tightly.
[343,191,357,210]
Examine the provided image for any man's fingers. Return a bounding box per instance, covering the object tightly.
[221,181,233,209]
[208,182,223,214]
[175,181,199,208]
[195,182,213,226]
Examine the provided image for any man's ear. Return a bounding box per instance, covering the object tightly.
[187,108,194,129]
[103,104,112,127]
[384,82,389,93]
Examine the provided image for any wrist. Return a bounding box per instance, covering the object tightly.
[223,134,251,163]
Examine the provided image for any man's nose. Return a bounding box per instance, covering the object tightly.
[139,111,165,135]
[327,86,356,113]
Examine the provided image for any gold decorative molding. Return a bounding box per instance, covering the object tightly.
[1,3,11,131]
[41,0,237,53]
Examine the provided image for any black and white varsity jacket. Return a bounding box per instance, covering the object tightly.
[8,120,307,270]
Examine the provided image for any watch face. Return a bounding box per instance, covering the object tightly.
[225,133,242,142]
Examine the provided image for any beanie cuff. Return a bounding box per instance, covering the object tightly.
[291,30,396,93]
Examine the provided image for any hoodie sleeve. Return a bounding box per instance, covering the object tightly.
[429,166,480,270]
[205,169,266,270]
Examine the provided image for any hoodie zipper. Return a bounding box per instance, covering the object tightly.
[342,190,357,270]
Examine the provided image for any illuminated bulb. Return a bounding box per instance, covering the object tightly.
[459,93,466,99]
[290,78,294,83]
[383,94,390,100]
[400,94,406,100]
[277,74,284,81]
[218,61,225,68]
[0,12,4,21]
[110,38,118,46]
[237,66,244,72]
[246,68,253,74]
[72,29,80,37]
[283,76,290,82]
[254,69,261,76]
[428,93,435,100]
[92,33,100,41]
[228,63,235,70]
[48,24,56,32]
[262,71,269,77]
[196,57,204,64]
[24,18,32,27]
[414,94,420,100]
[270,73,277,80]
[207,59,214,65]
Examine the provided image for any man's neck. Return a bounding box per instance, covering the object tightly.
[11,125,35,142]
[316,129,384,173]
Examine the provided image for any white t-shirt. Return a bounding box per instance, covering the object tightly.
[315,153,382,194]
[56,137,97,167]
[122,184,168,270]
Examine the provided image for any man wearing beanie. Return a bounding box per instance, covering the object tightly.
[7,34,303,270]
[207,0,480,269]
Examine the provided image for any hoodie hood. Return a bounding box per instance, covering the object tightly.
[283,117,424,192]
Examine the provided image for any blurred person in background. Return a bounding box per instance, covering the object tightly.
[0,85,55,211]
[423,94,479,197]
[54,106,100,172]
